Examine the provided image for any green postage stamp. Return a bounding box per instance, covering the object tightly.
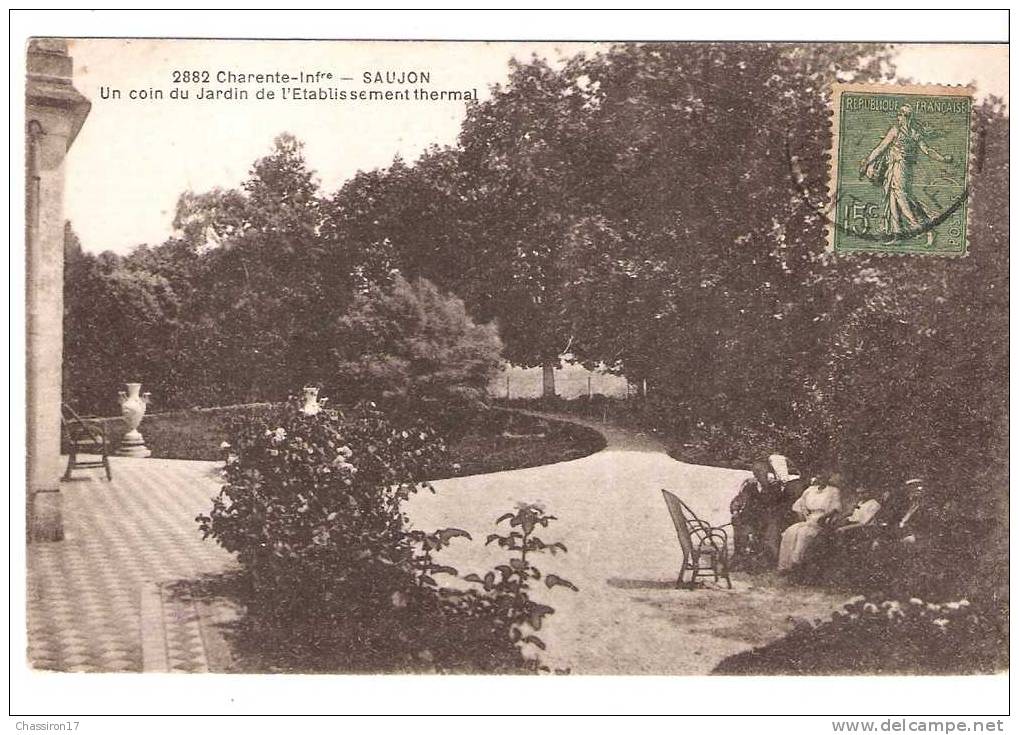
[829,83,974,256]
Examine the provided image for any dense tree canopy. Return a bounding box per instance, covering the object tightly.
[314,43,1007,499]
[65,134,352,411]
[63,224,180,409]
[64,42,1008,510]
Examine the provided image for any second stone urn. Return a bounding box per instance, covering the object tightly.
[300,386,322,416]
[117,382,152,457]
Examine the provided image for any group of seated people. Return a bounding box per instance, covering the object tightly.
[729,454,929,579]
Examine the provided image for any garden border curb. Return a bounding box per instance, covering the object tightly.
[139,582,169,672]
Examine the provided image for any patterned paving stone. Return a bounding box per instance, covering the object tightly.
[27,457,236,672]
[160,584,210,674]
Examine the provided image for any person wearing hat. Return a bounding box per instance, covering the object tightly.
[730,454,805,570]
[763,454,807,561]
[862,478,921,531]
[729,459,777,570]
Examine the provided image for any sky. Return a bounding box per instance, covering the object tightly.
[63,40,1007,255]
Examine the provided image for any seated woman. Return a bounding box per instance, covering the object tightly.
[777,473,844,572]
[790,486,876,584]
[833,481,915,542]
[765,454,807,559]
[821,489,885,570]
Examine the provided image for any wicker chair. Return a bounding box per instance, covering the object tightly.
[661,489,732,589]
[61,403,112,480]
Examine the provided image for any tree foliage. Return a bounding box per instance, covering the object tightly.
[331,274,503,406]
[67,135,356,411]
[64,44,1008,520]
[63,224,180,413]
[319,43,1007,500]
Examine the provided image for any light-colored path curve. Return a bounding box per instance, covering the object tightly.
[406,413,845,675]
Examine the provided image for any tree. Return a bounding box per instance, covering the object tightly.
[170,133,348,403]
[63,224,180,414]
[321,149,467,294]
[317,42,1004,484]
[330,274,503,409]
[64,134,363,410]
[452,58,603,397]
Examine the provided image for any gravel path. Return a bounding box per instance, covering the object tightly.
[406,413,846,675]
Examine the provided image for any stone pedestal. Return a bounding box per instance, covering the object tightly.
[26,39,90,542]
[117,432,153,458]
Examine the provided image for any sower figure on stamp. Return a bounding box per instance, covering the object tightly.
[860,104,953,246]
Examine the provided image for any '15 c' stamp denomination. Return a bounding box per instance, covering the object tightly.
[829,83,974,256]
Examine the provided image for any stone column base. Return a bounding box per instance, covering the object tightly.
[117,429,152,458]
[117,442,152,458]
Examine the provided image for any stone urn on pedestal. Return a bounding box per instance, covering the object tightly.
[300,386,323,416]
[117,382,152,457]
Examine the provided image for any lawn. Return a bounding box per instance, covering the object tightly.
[447,410,605,478]
[81,403,274,462]
[88,403,605,479]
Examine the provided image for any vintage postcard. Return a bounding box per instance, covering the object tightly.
[18,22,1008,720]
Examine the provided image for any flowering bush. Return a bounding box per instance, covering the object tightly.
[815,595,997,656]
[198,399,446,602]
[197,396,576,672]
[715,594,1008,675]
[196,397,460,666]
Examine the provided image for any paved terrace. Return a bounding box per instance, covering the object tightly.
[27,457,233,672]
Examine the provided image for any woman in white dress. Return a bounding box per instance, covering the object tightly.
[777,474,844,572]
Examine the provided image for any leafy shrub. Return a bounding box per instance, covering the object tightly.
[714,595,1008,675]
[197,397,447,624]
[378,504,578,673]
[197,396,576,672]
[330,275,503,433]
[465,503,578,656]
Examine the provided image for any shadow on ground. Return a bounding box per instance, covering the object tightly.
[607,578,677,590]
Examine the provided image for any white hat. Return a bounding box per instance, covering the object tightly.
[768,454,800,483]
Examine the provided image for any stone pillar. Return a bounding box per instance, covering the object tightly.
[26,39,90,542]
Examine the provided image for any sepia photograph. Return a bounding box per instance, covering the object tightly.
[14,9,1010,722]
